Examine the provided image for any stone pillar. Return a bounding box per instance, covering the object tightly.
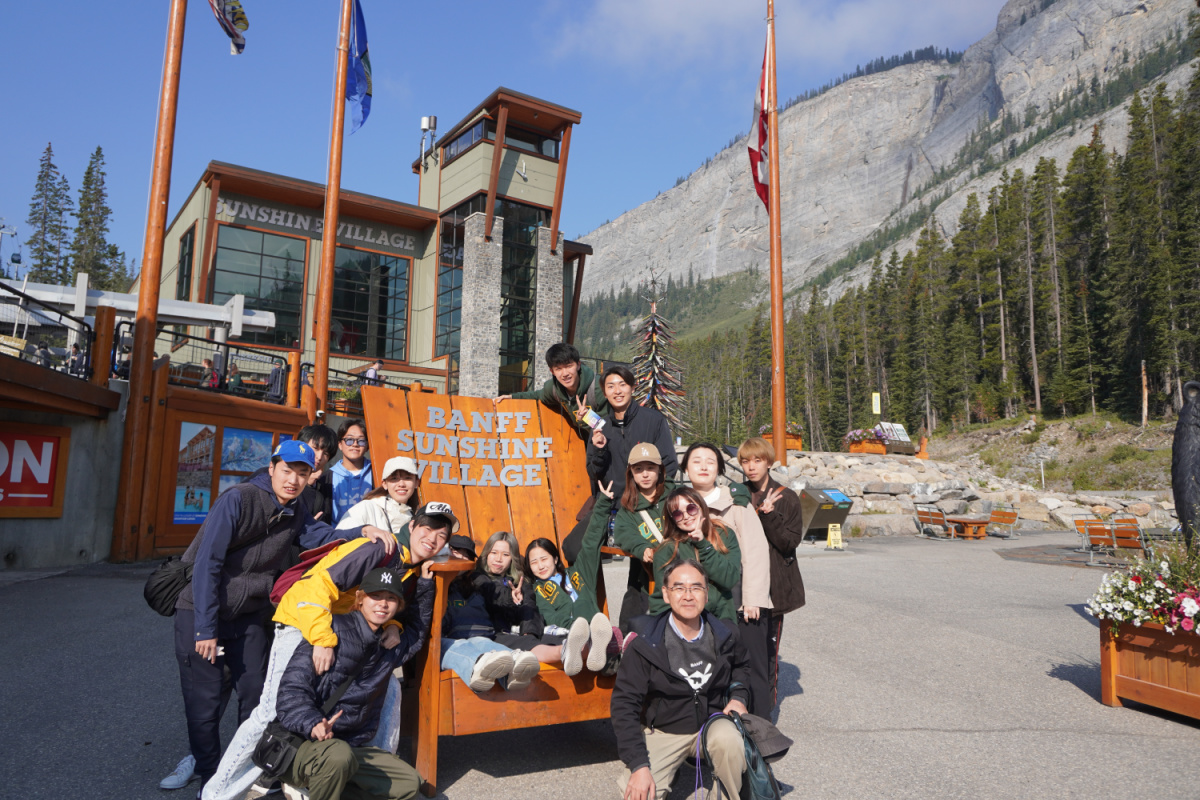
[533,226,563,388]
[458,212,503,398]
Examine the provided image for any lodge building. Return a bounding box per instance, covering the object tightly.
[155,87,591,396]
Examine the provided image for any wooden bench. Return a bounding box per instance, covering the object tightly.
[361,388,607,796]
[916,504,955,538]
[986,502,1019,539]
[1109,515,1147,560]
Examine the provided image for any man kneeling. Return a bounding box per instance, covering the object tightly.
[274,567,433,800]
[611,559,750,799]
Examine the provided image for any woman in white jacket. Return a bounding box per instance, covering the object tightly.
[336,456,420,534]
[682,442,775,716]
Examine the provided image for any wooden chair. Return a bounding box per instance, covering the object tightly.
[986,502,1019,539]
[916,504,956,538]
[1073,515,1116,566]
[359,389,609,796]
[1109,515,1147,560]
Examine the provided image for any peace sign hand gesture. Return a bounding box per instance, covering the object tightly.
[511,575,524,605]
[758,487,785,515]
[598,480,615,500]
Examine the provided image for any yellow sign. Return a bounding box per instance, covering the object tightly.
[0,334,27,359]
[827,522,844,550]
[872,392,881,415]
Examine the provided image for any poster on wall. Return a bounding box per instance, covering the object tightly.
[175,422,216,524]
[0,422,71,518]
[222,428,273,473]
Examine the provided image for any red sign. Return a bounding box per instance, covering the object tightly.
[0,423,70,518]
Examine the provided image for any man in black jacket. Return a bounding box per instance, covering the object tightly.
[276,566,433,800]
[738,437,806,713]
[611,559,749,800]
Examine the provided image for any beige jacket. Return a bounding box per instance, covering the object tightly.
[706,485,774,610]
[335,495,413,535]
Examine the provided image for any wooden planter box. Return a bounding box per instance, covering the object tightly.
[763,431,803,451]
[847,439,886,454]
[1101,621,1200,720]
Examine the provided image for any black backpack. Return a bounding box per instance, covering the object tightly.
[701,711,784,800]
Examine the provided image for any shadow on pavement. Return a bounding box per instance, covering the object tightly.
[1066,602,1101,628]
[1046,660,1102,701]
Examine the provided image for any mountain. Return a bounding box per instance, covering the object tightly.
[579,0,1195,309]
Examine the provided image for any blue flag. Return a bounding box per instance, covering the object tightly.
[346,0,372,133]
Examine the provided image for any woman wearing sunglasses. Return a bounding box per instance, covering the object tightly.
[330,419,374,524]
[645,486,741,623]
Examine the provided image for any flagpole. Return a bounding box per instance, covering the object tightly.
[312,0,355,419]
[112,0,188,562]
[766,0,788,464]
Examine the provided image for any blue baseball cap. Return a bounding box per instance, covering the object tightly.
[273,439,316,469]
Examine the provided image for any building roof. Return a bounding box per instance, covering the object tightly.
[166,162,439,235]
[411,87,582,170]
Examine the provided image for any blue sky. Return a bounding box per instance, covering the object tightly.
[0,0,1007,277]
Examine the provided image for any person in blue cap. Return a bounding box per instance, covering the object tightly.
[165,439,395,797]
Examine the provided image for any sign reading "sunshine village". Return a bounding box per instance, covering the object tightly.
[214,193,420,255]
[398,406,553,487]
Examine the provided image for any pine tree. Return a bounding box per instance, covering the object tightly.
[25,143,74,284]
[631,276,691,436]
[70,147,116,289]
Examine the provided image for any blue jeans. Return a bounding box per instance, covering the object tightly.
[440,637,511,684]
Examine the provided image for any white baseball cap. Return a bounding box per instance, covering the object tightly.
[381,456,419,481]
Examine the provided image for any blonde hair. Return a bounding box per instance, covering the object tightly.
[478,531,523,583]
[737,436,775,465]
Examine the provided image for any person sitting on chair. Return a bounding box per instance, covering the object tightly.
[611,558,750,800]
[274,566,433,800]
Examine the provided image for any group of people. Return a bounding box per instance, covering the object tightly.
[159,342,806,800]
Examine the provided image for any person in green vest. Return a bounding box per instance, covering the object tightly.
[494,342,609,440]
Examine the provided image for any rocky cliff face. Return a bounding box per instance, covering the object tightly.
[581,0,1194,302]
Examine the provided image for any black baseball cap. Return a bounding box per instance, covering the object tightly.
[447,534,477,559]
[360,567,402,598]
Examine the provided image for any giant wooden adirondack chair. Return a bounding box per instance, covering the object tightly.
[361,387,612,795]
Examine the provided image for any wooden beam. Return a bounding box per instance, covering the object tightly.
[483,104,509,241]
[196,175,221,306]
[548,124,572,254]
[286,351,301,408]
[766,0,788,464]
[137,364,171,561]
[0,353,121,412]
[91,306,116,388]
[567,253,585,344]
[114,0,188,564]
[313,0,355,416]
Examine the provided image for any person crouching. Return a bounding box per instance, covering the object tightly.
[274,566,434,800]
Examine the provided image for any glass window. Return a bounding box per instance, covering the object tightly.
[176,226,195,302]
[443,120,486,163]
[497,200,547,395]
[485,122,560,160]
[330,247,410,362]
[211,226,305,348]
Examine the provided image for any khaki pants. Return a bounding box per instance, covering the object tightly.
[617,718,745,799]
[284,739,420,800]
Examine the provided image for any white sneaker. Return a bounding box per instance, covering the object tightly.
[562,617,590,676]
[468,650,514,692]
[587,613,613,672]
[159,754,197,790]
[506,650,541,690]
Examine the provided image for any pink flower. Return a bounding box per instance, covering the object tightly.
[1182,618,1195,632]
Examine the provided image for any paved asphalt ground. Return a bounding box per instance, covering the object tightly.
[3,530,1199,799]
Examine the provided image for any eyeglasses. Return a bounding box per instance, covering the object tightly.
[667,583,707,596]
[341,437,368,447]
[669,503,701,521]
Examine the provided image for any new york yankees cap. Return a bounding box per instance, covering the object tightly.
[360,567,403,598]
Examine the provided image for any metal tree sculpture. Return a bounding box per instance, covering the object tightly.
[632,272,691,436]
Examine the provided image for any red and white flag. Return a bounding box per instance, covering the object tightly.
[747,45,770,208]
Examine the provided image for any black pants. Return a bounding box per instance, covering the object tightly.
[173,607,273,781]
[768,612,784,710]
[737,612,772,717]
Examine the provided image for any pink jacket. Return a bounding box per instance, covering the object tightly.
[706,485,773,610]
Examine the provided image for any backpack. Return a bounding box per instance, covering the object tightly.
[701,711,784,800]
[268,539,391,604]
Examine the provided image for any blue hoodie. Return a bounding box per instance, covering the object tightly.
[330,458,373,524]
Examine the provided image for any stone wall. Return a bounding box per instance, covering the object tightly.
[457,212,503,398]
[532,226,563,388]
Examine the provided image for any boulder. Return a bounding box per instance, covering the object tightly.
[1042,497,1064,511]
[961,488,981,502]
[1127,502,1153,517]
[936,499,969,515]
[912,494,938,505]
[866,500,908,515]
[1018,502,1050,523]
[863,493,896,502]
[879,472,918,485]
[844,513,919,537]
[938,489,964,501]
[1091,505,1116,518]
[863,482,910,496]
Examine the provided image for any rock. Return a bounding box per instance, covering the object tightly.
[844,513,919,537]
[866,500,907,515]
[1017,502,1050,523]
[936,499,969,515]
[863,482,910,496]
[1042,497,1064,511]
[1161,500,1176,510]
[879,472,918,485]
[1127,502,1153,517]
[938,489,964,501]
[1091,505,1116,518]
[961,488,980,502]
[912,494,938,505]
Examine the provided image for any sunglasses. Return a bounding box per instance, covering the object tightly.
[670,503,701,521]
[341,437,368,447]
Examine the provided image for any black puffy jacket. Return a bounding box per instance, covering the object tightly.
[276,577,433,746]
[586,402,679,498]
[610,610,751,772]
[444,570,542,640]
